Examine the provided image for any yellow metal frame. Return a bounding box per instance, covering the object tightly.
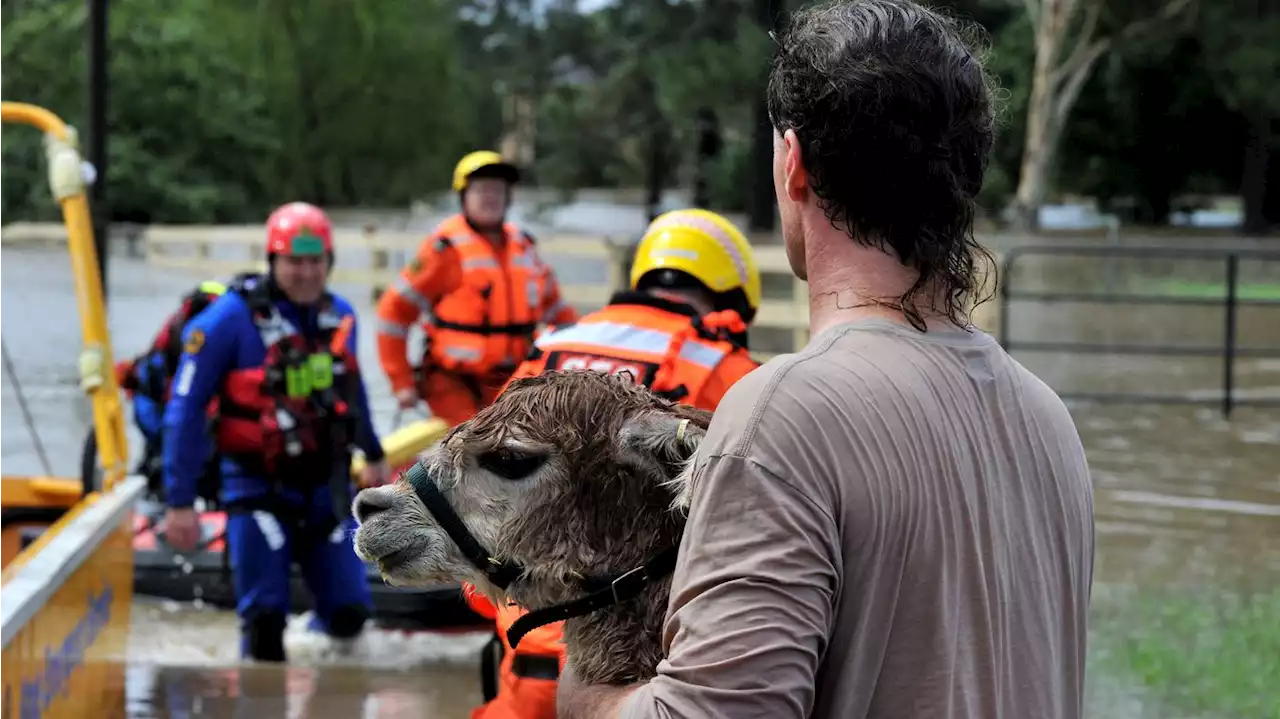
[1,101,140,719]
[1,101,129,491]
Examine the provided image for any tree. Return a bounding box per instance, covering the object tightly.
[1010,0,1194,230]
[1194,1,1280,235]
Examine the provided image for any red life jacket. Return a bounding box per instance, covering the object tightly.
[213,273,359,480]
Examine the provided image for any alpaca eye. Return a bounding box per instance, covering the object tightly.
[477,448,546,481]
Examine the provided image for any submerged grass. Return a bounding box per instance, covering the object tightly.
[1145,279,1280,301]
[1086,584,1280,719]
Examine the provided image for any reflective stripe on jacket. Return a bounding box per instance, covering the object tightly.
[505,292,759,411]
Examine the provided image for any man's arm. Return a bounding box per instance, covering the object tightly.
[602,453,838,719]
[375,238,462,394]
[161,300,238,508]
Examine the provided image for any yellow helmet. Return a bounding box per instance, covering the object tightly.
[452,150,520,192]
[630,208,762,324]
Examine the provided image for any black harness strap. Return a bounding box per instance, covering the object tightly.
[403,461,681,651]
[405,462,524,589]
[505,545,679,651]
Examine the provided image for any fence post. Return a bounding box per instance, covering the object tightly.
[366,224,388,303]
[368,224,389,273]
[791,276,809,352]
[604,237,627,293]
[1222,254,1239,419]
[998,251,1014,349]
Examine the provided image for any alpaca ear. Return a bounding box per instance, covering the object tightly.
[616,411,705,480]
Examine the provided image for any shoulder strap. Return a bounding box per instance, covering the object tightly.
[227,272,300,347]
[315,293,343,337]
[227,272,271,315]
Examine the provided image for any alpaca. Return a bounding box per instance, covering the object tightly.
[352,370,710,685]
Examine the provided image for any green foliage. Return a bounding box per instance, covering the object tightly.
[2,0,482,223]
[1,0,1274,225]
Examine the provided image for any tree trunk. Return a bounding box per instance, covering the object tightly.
[1012,0,1190,233]
[1264,134,1280,228]
[748,0,780,233]
[1011,1,1069,232]
[1239,110,1273,236]
[1012,69,1054,230]
[691,107,721,208]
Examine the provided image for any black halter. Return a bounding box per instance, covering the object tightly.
[403,461,680,650]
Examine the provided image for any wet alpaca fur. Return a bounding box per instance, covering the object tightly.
[352,370,712,684]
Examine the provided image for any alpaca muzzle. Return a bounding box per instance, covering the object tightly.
[402,460,680,650]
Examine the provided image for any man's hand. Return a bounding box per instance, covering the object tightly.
[394,387,419,410]
[359,458,391,488]
[160,507,201,552]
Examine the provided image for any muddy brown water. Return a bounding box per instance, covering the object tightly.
[3,242,1278,717]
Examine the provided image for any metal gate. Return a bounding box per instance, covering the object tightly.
[997,244,1280,418]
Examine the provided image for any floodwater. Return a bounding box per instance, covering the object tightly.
[3,234,1279,717]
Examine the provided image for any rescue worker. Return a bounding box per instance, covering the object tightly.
[116,281,226,501]
[375,151,580,426]
[158,202,390,663]
[462,207,764,719]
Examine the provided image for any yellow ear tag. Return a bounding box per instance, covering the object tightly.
[676,418,690,443]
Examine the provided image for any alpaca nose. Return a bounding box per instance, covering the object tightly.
[352,488,392,525]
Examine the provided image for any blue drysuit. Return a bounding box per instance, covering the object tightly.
[161,277,385,658]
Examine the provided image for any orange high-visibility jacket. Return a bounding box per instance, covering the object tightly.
[375,214,579,393]
[464,584,563,719]
[504,291,759,410]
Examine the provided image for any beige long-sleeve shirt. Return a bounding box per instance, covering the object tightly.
[621,318,1095,719]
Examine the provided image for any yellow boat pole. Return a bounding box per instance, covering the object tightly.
[1,101,129,491]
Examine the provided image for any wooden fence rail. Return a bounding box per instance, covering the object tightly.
[4,222,1001,357]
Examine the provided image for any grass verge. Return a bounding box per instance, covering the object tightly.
[1145,279,1280,302]
[1087,584,1280,719]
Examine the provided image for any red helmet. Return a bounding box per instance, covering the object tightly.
[266,202,333,257]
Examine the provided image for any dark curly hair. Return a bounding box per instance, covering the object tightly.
[766,0,998,331]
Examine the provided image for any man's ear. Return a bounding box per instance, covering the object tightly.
[616,411,705,481]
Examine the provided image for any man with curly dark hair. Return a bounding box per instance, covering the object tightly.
[558,2,1094,717]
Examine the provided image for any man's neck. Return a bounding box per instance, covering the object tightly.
[463,215,507,246]
[803,225,955,339]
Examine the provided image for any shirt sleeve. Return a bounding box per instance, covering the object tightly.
[375,238,463,393]
[162,299,238,508]
[619,453,839,719]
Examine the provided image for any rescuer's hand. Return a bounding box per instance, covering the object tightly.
[394,387,419,410]
[360,458,391,488]
[161,507,201,552]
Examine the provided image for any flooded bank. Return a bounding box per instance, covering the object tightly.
[116,600,490,717]
[4,244,1278,717]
